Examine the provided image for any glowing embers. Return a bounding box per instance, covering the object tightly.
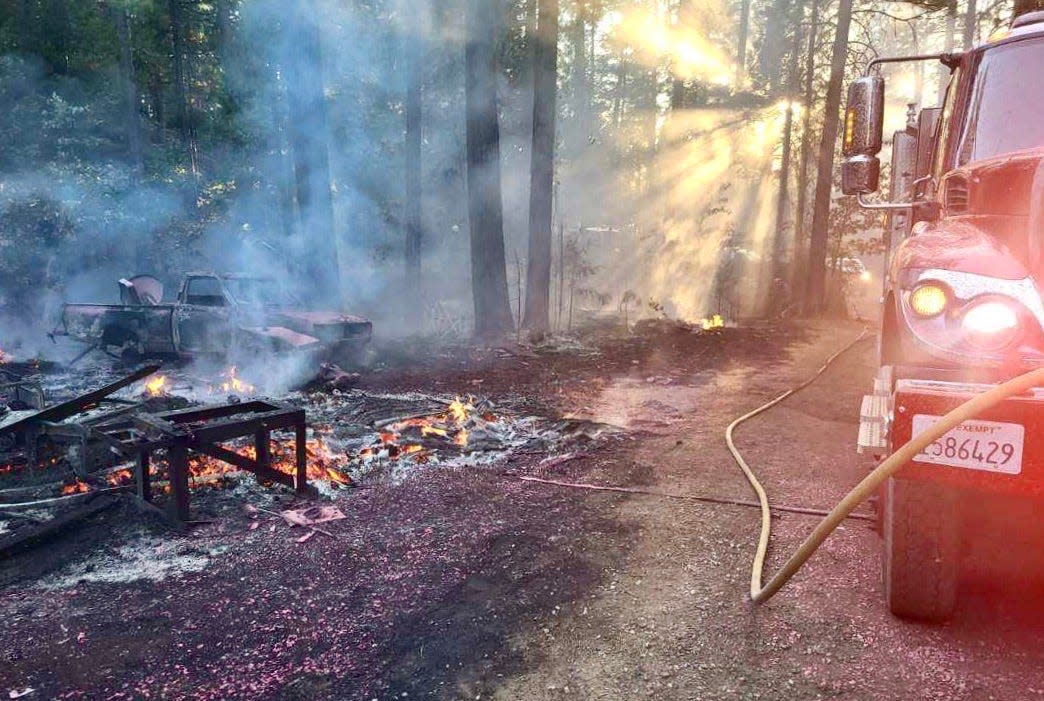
[356,396,488,465]
[60,479,90,495]
[104,436,353,492]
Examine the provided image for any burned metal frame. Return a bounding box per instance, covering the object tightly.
[1,368,318,530]
[98,400,315,528]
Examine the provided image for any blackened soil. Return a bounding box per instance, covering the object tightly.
[0,322,824,700]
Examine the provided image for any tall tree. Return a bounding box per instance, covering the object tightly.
[112,4,143,175]
[760,0,792,93]
[168,0,194,170]
[523,0,560,334]
[404,19,425,282]
[962,0,977,48]
[791,0,820,294]
[572,0,588,136]
[465,0,513,338]
[804,0,853,313]
[283,0,342,304]
[736,0,751,85]
[770,18,802,283]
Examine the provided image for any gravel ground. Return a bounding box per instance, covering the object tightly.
[3,320,1044,700]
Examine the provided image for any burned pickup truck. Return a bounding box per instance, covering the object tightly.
[54,273,372,365]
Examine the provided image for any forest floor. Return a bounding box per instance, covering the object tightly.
[4,318,1044,700]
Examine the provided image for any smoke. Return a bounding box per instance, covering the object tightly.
[0,0,807,367]
[0,0,485,362]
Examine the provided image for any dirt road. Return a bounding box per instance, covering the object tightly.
[4,321,1044,700]
[490,322,1044,701]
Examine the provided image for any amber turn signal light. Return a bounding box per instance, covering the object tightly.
[909,283,948,317]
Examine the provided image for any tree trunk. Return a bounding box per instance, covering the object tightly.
[938,0,957,103]
[760,0,792,94]
[791,0,820,294]
[962,0,977,49]
[671,0,691,109]
[736,0,751,86]
[214,0,234,47]
[114,7,143,175]
[168,0,190,144]
[572,0,588,121]
[404,28,424,281]
[271,73,298,239]
[16,0,33,53]
[804,0,852,313]
[770,21,802,284]
[465,0,514,338]
[612,57,626,128]
[523,0,560,335]
[284,0,342,304]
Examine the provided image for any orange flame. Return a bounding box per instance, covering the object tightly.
[421,426,449,438]
[447,396,473,424]
[699,315,725,331]
[145,375,169,396]
[217,366,255,395]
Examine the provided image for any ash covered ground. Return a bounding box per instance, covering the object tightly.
[4,321,1044,701]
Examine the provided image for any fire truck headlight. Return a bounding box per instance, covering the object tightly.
[960,299,1021,350]
[909,283,949,317]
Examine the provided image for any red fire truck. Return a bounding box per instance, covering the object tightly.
[845,12,1044,620]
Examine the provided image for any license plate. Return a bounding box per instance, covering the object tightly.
[912,414,1024,475]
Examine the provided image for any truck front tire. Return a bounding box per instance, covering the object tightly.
[883,477,960,621]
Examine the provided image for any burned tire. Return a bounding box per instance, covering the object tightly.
[883,477,960,621]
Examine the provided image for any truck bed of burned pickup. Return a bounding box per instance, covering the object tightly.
[56,302,372,361]
[60,303,178,355]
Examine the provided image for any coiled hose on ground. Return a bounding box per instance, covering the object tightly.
[731,331,1044,604]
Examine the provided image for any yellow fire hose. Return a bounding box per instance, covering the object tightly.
[729,332,1044,604]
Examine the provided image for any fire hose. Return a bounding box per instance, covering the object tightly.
[732,333,1044,605]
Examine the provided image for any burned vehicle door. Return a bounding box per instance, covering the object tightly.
[173,275,233,353]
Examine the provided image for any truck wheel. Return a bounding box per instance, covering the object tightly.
[882,477,960,621]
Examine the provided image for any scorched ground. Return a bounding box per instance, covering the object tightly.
[4,321,1044,700]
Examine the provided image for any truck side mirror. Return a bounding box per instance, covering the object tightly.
[841,76,885,195]
[842,155,881,195]
[843,76,885,157]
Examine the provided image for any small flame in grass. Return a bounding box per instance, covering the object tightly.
[0,348,7,364]
[145,375,169,396]
[218,366,255,395]
[61,480,90,495]
[699,314,725,331]
[454,427,469,447]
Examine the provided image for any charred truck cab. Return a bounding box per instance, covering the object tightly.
[845,12,1044,620]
